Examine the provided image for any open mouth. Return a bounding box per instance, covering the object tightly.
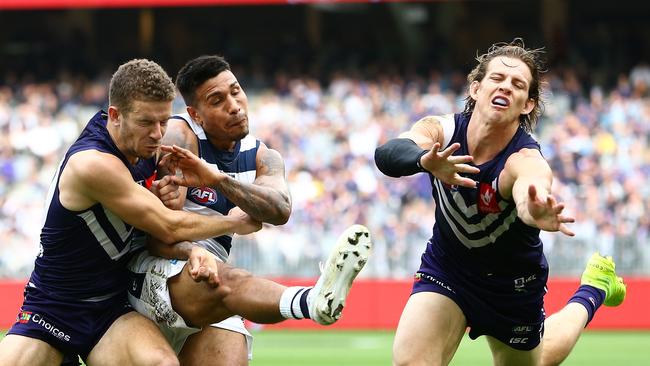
[491,96,510,108]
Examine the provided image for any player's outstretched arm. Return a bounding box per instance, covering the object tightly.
[504,148,575,236]
[375,115,478,187]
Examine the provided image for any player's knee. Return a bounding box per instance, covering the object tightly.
[393,346,441,366]
[540,354,563,366]
[221,266,252,287]
[142,349,179,366]
[392,347,412,366]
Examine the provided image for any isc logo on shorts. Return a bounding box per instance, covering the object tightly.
[509,337,529,344]
[189,187,218,205]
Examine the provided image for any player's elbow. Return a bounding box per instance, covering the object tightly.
[374,143,401,177]
[156,213,187,244]
[265,207,291,226]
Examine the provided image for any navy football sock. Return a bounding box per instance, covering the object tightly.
[568,285,605,325]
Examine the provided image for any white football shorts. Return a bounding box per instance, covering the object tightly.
[127,250,253,359]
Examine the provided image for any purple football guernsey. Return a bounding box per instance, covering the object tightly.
[413,113,548,351]
[426,112,546,275]
[8,111,156,360]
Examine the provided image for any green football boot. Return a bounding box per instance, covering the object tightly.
[580,252,626,306]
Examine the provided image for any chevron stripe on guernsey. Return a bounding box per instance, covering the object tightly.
[433,176,517,249]
[78,207,134,260]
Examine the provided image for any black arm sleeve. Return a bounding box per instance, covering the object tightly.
[374,138,429,178]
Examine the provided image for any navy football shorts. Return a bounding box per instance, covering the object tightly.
[7,284,132,361]
[412,249,548,351]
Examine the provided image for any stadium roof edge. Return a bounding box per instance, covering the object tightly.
[0,0,412,10]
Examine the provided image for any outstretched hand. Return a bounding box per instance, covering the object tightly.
[526,184,575,236]
[159,145,223,188]
[419,142,480,188]
[187,246,232,297]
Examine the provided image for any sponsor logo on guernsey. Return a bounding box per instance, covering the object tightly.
[477,180,500,214]
[144,172,157,189]
[22,312,71,342]
[189,187,218,205]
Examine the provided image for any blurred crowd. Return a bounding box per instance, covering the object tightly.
[1,64,649,279]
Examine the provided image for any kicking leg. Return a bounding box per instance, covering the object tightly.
[540,253,626,366]
[169,224,372,327]
[169,262,286,326]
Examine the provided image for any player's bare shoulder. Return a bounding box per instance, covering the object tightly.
[162,118,198,152]
[256,142,286,178]
[400,114,453,149]
[59,149,127,211]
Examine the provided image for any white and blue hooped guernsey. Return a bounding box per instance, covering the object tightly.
[172,113,260,261]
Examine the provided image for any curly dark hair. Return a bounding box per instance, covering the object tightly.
[463,38,547,133]
[109,59,175,113]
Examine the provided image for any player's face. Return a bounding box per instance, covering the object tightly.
[470,56,535,124]
[117,100,172,161]
[191,70,249,149]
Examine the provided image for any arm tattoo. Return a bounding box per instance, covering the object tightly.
[215,148,291,225]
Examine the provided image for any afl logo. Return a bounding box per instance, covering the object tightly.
[189,187,218,205]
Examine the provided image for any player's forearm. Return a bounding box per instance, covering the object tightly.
[147,237,195,260]
[158,211,240,244]
[513,179,546,227]
[213,176,291,225]
[374,138,428,177]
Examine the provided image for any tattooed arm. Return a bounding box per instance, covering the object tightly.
[212,143,292,225]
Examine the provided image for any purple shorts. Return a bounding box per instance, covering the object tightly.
[412,249,548,351]
[7,284,132,361]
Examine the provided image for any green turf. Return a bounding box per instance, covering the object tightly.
[2,329,649,365]
[248,329,650,366]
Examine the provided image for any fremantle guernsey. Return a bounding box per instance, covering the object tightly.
[426,113,546,274]
[30,111,156,301]
[172,113,259,261]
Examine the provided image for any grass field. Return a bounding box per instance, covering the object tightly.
[3,329,650,365]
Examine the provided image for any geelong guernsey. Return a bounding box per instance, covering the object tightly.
[30,111,156,301]
[426,113,546,275]
[172,113,259,261]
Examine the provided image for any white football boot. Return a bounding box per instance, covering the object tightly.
[309,224,372,325]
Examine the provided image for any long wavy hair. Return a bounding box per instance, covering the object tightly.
[462,38,546,133]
